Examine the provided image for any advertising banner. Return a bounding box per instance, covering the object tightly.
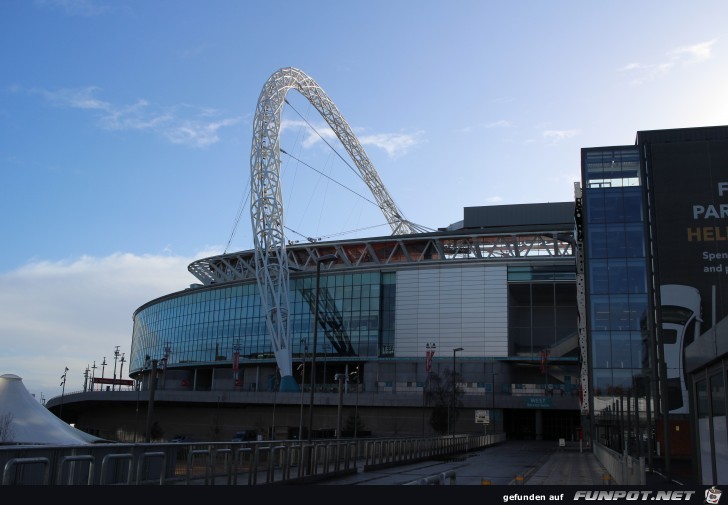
[650,138,728,412]
[651,139,728,328]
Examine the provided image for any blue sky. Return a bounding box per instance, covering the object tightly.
[2,0,727,401]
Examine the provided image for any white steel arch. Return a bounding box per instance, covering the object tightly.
[250,67,415,390]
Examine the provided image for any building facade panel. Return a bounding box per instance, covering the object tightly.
[394,265,507,358]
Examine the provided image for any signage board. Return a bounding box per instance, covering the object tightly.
[474,409,490,424]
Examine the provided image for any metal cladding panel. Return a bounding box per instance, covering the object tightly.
[636,125,728,145]
[395,265,508,357]
[463,202,574,230]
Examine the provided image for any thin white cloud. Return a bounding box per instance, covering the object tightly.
[618,62,675,86]
[33,87,241,148]
[619,39,717,85]
[618,62,641,72]
[36,86,110,110]
[0,250,221,402]
[280,118,423,158]
[280,118,337,149]
[163,117,240,148]
[542,129,580,142]
[359,131,424,158]
[669,40,716,63]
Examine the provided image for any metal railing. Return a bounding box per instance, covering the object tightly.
[0,433,503,485]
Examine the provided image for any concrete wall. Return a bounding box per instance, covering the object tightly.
[593,442,646,485]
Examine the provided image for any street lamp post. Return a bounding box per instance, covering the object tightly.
[449,347,463,436]
[335,373,346,439]
[323,342,329,391]
[162,345,171,390]
[59,367,68,420]
[119,353,126,390]
[112,346,120,391]
[349,366,361,459]
[145,359,159,442]
[100,357,107,391]
[83,365,90,392]
[298,339,307,440]
[91,361,97,392]
[350,366,360,440]
[307,253,338,442]
[491,370,499,435]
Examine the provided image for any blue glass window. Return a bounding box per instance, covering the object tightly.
[607,259,628,294]
[624,224,645,257]
[591,332,612,368]
[622,187,643,222]
[587,225,608,258]
[586,191,606,224]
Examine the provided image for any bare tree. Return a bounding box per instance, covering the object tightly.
[423,370,463,435]
[0,413,15,443]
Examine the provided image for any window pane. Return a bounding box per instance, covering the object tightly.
[589,259,609,294]
[509,284,531,306]
[608,259,628,294]
[586,191,606,223]
[587,225,608,258]
[622,187,643,222]
[532,284,554,306]
[626,259,647,294]
[591,332,611,368]
[711,373,726,416]
[697,379,709,418]
[604,190,625,223]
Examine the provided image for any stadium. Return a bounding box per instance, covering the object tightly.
[49,68,582,444]
[122,201,581,441]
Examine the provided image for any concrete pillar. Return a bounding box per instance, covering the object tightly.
[535,409,543,440]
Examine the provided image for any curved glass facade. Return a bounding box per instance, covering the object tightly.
[130,271,392,374]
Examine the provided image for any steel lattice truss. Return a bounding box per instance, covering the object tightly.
[250,67,417,381]
[188,231,575,285]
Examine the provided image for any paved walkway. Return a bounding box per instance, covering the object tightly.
[522,444,613,486]
[322,440,613,486]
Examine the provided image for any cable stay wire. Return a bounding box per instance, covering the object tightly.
[283,99,378,240]
[280,148,381,209]
[314,152,333,240]
[280,145,436,236]
[281,99,312,208]
[284,98,364,183]
[284,97,436,235]
[224,179,251,254]
[284,225,318,243]
[317,222,392,240]
[284,222,391,243]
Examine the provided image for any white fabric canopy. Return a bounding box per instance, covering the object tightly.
[0,373,105,445]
